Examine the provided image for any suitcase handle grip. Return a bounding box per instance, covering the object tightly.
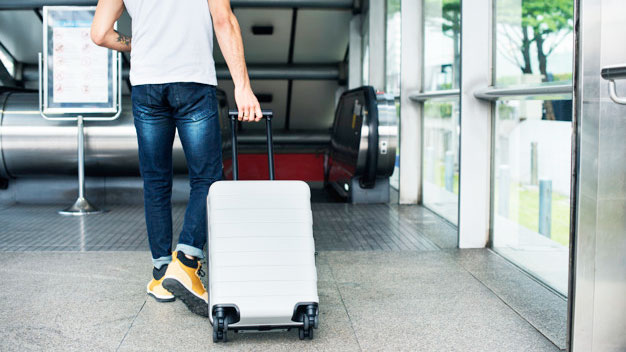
[228,110,275,181]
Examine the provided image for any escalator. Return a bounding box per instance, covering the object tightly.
[0,86,396,203]
[220,86,397,203]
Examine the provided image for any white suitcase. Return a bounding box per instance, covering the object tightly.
[207,110,319,343]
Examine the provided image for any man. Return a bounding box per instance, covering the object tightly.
[91,0,261,317]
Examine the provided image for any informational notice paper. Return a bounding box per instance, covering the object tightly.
[52,27,109,103]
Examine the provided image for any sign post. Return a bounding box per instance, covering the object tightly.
[39,6,122,215]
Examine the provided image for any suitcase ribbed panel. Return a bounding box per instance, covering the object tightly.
[213,281,318,298]
[211,237,315,252]
[207,180,319,326]
[210,195,310,209]
[211,209,312,224]
[211,251,314,267]
[212,266,316,282]
[210,222,312,238]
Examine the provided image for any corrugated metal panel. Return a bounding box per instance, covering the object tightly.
[0,10,42,63]
[214,9,292,64]
[292,9,351,63]
[289,80,340,129]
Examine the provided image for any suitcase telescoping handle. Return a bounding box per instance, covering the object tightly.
[228,110,275,181]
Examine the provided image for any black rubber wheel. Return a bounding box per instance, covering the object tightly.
[298,328,305,340]
[223,320,228,342]
[303,314,310,331]
[308,327,314,340]
[212,318,219,342]
[314,315,319,329]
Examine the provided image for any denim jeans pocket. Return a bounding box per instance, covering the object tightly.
[173,83,217,122]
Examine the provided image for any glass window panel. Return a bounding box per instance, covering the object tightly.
[385,0,401,95]
[422,0,461,225]
[422,99,460,225]
[386,0,401,191]
[423,0,461,92]
[492,99,572,295]
[494,0,574,86]
[361,16,370,86]
[0,45,15,78]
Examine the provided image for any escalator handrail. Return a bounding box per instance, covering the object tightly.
[360,86,379,188]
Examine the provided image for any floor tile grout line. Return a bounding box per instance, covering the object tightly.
[116,298,147,352]
[327,260,363,352]
[454,255,565,351]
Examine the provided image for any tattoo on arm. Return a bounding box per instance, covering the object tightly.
[114,30,131,47]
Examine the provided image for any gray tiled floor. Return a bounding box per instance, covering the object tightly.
[0,203,451,252]
[0,251,563,352]
[0,203,566,351]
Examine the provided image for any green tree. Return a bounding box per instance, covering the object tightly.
[424,0,461,89]
[441,0,461,89]
[498,0,572,80]
[497,0,573,119]
[523,0,573,81]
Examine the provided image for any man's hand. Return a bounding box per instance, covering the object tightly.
[209,0,263,122]
[91,0,131,52]
[234,84,262,122]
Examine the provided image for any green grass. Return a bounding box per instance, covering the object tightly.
[428,161,570,246]
[435,162,459,194]
[495,181,571,246]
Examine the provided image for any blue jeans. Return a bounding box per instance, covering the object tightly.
[132,83,222,269]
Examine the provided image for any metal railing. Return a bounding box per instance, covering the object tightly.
[601,63,626,105]
[409,89,460,102]
[473,84,573,101]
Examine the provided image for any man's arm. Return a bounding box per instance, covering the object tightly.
[91,0,131,52]
[209,0,262,122]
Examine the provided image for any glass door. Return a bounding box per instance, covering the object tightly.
[490,0,574,295]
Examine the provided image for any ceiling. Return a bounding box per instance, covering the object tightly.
[0,7,353,131]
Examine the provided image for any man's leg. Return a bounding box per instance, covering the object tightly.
[132,84,177,302]
[162,83,221,317]
[175,84,222,256]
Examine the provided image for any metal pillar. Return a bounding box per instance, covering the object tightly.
[24,63,343,83]
[444,150,455,192]
[58,115,104,215]
[571,0,626,349]
[530,141,538,185]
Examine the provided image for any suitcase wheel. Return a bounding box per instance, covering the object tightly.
[212,308,229,343]
[298,304,318,340]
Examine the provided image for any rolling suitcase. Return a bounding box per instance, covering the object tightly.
[207,110,319,343]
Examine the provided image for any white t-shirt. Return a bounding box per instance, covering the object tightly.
[122,0,217,86]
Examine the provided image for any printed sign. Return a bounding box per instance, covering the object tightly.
[43,6,119,115]
[52,27,109,103]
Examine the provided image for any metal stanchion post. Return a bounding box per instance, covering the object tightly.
[538,178,552,238]
[39,9,121,216]
[58,115,104,216]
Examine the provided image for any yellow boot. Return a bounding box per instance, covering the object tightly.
[147,264,175,303]
[162,251,209,317]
